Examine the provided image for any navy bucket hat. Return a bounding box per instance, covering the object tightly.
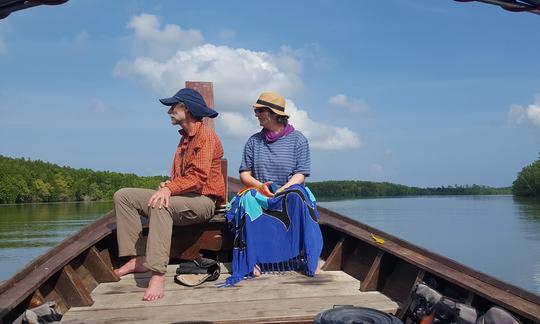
[159,88,218,119]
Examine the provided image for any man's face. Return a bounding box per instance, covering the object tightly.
[168,102,187,125]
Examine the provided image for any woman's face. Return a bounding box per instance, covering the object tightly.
[254,108,276,128]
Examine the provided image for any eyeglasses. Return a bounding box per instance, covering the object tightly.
[254,108,269,114]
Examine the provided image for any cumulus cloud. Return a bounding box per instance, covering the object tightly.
[116,13,361,150]
[115,43,302,110]
[287,100,361,149]
[126,13,204,59]
[218,112,259,137]
[509,101,540,127]
[329,94,368,113]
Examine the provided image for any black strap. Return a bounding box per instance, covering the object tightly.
[256,99,285,112]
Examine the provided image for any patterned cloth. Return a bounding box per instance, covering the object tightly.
[166,122,226,204]
[224,184,323,285]
[239,130,310,187]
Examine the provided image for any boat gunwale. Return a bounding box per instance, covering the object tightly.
[317,206,540,321]
[0,211,116,318]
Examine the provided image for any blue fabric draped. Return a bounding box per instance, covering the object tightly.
[224,184,323,286]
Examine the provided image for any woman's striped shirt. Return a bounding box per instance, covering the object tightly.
[239,130,310,187]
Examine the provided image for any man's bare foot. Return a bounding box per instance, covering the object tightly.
[114,256,149,277]
[143,272,165,301]
[252,264,262,277]
[315,265,321,275]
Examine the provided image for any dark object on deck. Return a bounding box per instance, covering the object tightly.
[174,257,221,287]
[407,283,443,322]
[476,306,522,324]
[455,0,540,15]
[12,301,62,324]
[314,306,403,324]
[0,0,68,20]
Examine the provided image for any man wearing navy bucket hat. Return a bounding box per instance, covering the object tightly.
[113,88,225,301]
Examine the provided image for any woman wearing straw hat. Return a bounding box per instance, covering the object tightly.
[236,92,321,278]
[239,92,310,196]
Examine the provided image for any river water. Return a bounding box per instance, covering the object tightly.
[0,196,539,296]
[319,195,540,295]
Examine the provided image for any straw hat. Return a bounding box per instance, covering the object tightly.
[252,92,288,117]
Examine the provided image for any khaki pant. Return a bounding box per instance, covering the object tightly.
[114,188,215,274]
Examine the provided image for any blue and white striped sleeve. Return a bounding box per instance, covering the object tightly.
[239,136,254,173]
[294,132,311,177]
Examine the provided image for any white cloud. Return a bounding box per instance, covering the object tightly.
[115,43,302,110]
[218,112,259,137]
[126,13,204,59]
[116,13,361,150]
[509,101,540,127]
[329,94,368,113]
[287,100,361,150]
[128,14,203,49]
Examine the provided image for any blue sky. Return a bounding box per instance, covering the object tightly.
[0,0,539,187]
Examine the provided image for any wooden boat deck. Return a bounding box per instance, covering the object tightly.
[62,264,398,323]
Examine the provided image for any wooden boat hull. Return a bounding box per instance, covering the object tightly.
[1,192,539,323]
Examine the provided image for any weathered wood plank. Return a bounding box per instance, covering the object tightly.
[83,246,120,283]
[91,271,360,298]
[360,250,384,291]
[63,294,398,323]
[322,236,345,271]
[55,264,93,308]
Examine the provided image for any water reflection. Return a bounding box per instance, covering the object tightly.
[0,201,113,282]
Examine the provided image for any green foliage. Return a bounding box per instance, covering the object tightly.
[308,180,510,200]
[0,155,167,204]
[512,155,540,197]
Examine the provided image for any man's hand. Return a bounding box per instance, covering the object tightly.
[158,180,171,190]
[148,187,172,209]
[258,181,274,197]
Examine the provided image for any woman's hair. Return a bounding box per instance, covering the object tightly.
[269,110,289,125]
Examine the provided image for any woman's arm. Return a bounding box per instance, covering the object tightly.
[276,173,305,193]
[240,170,274,196]
[240,170,262,187]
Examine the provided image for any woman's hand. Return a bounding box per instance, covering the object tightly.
[259,181,274,197]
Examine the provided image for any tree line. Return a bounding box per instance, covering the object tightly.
[0,155,166,204]
[307,180,510,200]
[0,155,523,204]
[512,154,540,197]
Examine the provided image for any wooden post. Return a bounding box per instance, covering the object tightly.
[185,81,215,128]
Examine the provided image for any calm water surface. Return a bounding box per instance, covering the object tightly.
[320,195,540,295]
[0,201,113,282]
[1,196,539,296]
